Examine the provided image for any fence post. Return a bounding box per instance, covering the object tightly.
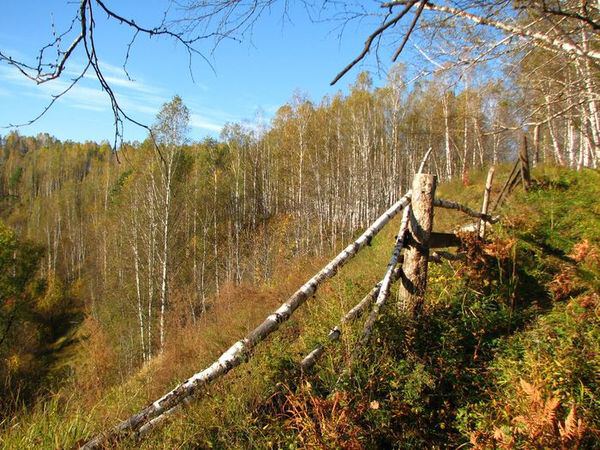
[479,167,495,239]
[399,173,437,317]
[519,135,531,191]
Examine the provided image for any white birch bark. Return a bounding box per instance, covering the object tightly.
[478,167,495,239]
[443,93,452,179]
[132,222,146,362]
[361,205,411,343]
[533,124,541,165]
[213,169,219,295]
[546,95,565,166]
[158,158,173,353]
[395,1,600,62]
[146,185,156,360]
[579,28,600,163]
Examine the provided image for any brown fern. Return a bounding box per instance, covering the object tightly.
[282,384,364,449]
[548,266,577,301]
[558,405,586,449]
[491,379,588,448]
[492,427,515,449]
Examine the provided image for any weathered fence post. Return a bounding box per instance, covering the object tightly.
[519,135,531,191]
[399,173,437,317]
[478,167,495,239]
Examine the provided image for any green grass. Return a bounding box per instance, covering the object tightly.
[2,166,599,449]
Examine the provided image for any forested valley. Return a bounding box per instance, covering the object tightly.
[2,74,508,396]
[1,1,599,446]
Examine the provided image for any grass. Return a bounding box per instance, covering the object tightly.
[1,165,599,449]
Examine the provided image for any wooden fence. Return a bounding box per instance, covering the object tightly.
[81,151,530,448]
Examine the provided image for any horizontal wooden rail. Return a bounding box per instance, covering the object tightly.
[300,266,402,371]
[429,232,462,248]
[362,205,411,343]
[431,250,466,263]
[434,198,499,223]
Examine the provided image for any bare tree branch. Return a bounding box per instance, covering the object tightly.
[330,0,419,85]
[385,0,600,63]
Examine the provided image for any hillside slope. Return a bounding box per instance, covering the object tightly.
[2,166,599,449]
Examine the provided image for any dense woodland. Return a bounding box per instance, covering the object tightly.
[0,66,596,404]
[0,0,599,445]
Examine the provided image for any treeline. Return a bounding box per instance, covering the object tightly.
[0,66,594,409]
[518,3,599,169]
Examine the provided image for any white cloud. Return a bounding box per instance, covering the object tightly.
[63,60,164,96]
[0,63,240,138]
[0,64,158,115]
[190,113,224,132]
[68,102,107,112]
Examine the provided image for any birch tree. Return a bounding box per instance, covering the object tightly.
[151,96,190,352]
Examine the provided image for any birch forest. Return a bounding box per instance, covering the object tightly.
[0,0,599,446]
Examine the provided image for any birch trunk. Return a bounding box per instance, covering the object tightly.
[533,124,540,165]
[159,233,168,351]
[579,29,600,163]
[159,165,172,353]
[147,186,156,360]
[546,95,565,166]
[132,224,146,362]
[213,169,219,295]
[443,93,452,179]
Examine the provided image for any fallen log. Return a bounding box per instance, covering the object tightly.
[81,192,412,449]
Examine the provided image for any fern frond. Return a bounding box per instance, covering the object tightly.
[559,405,586,446]
[519,378,542,406]
[543,396,560,426]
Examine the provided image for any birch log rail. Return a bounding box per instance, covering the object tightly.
[302,149,432,371]
[300,266,402,371]
[81,192,412,449]
[361,205,411,343]
[433,198,499,223]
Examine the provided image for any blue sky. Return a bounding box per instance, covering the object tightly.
[0,1,404,143]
